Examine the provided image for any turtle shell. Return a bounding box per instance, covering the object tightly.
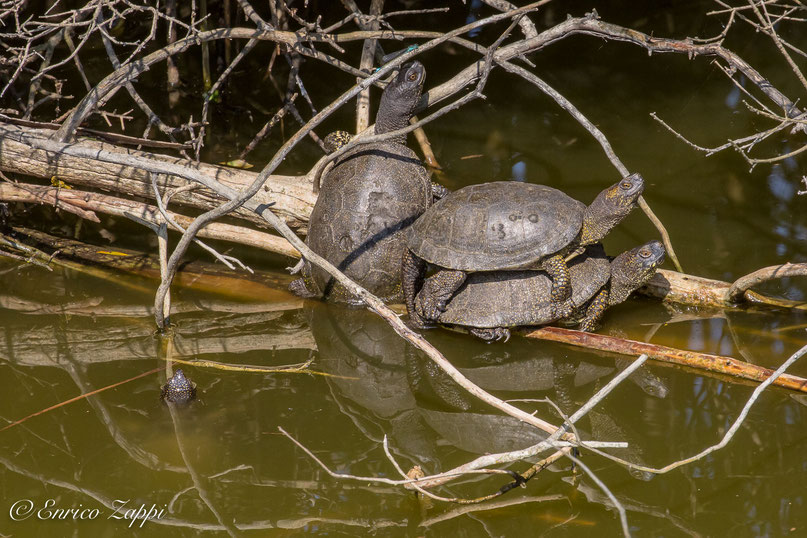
[307,141,431,302]
[408,182,585,271]
[437,244,609,329]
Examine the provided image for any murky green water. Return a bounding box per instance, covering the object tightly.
[2,2,807,536]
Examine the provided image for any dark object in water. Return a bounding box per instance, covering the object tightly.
[160,369,197,405]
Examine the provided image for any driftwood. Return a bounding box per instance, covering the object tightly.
[642,269,807,311]
[0,127,801,312]
[2,0,805,521]
[727,263,807,304]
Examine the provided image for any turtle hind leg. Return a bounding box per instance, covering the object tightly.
[469,327,510,342]
[430,181,449,201]
[415,269,466,322]
[402,249,429,328]
[578,288,610,332]
[544,254,574,318]
[289,263,319,299]
[289,277,318,299]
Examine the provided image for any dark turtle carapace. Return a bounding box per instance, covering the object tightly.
[435,241,666,341]
[290,61,432,305]
[160,369,197,405]
[402,175,645,328]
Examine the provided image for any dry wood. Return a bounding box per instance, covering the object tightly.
[641,268,807,310]
[728,262,807,303]
[8,222,807,404]
[640,269,733,307]
[0,122,316,231]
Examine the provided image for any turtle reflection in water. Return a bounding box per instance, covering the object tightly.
[160,369,197,405]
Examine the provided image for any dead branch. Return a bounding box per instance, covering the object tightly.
[728,262,807,303]
[598,342,807,476]
[409,355,649,491]
[0,366,163,433]
[643,268,807,311]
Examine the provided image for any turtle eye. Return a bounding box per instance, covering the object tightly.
[408,72,418,81]
[620,180,633,190]
[639,248,651,258]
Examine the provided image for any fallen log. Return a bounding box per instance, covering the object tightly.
[4,122,803,313]
[641,269,807,311]
[0,122,316,231]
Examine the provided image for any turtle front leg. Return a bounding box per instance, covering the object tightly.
[544,254,574,318]
[578,287,610,332]
[415,269,466,322]
[402,249,429,328]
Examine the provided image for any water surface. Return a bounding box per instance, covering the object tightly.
[2,2,807,536]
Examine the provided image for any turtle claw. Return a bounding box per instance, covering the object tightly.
[491,327,511,342]
[498,328,511,343]
[407,315,435,330]
[470,327,511,342]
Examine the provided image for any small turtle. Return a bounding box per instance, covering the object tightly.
[160,369,197,405]
[402,176,644,328]
[289,61,432,304]
[434,241,665,341]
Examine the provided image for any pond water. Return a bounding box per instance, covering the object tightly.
[2,2,807,536]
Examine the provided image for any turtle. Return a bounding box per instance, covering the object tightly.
[160,369,197,405]
[323,129,448,200]
[289,61,432,304]
[402,175,645,328]
[433,240,666,341]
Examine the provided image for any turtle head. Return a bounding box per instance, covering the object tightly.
[579,173,644,245]
[168,369,190,390]
[375,61,426,137]
[608,240,665,305]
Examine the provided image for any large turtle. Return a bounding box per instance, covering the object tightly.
[402,176,644,327]
[289,61,432,304]
[434,241,665,341]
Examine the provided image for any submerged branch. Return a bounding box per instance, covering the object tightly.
[525,327,807,393]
